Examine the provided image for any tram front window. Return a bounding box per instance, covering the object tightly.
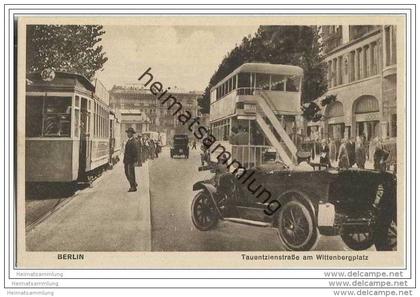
[26,96,72,137]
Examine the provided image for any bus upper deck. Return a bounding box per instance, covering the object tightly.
[208,63,304,167]
[210,63,303,123]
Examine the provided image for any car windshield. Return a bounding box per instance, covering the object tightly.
[174,136,188,144]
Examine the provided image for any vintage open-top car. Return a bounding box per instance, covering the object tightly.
[191,161,397,251]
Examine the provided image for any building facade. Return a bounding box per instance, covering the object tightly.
[109,84,200,140]
[309,25,397,142]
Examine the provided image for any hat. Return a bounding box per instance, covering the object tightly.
[125,127,136,133]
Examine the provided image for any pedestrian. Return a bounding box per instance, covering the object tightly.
[141,136,148,163]
[148,139,155,160]
[192,140,197,150]
[346,137,356,168]
[373,141,390,172]
[328,138,336,165]
[355,136,366,169]
[338,138,350,170]
[135,134,143,167]
[154,139,159,158]
[123,127,138,192]
[319,139,331,167]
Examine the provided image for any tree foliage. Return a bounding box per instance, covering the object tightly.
[199,26,327,114]
[26,25,108,79]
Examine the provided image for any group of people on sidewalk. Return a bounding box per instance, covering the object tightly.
[318,136,392,172]
[123,127,162,192]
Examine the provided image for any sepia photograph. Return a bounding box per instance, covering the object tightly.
[16,15,405,269]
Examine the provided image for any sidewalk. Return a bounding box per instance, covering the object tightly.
[26,161,151,251]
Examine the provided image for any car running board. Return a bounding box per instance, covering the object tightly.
[223,217,272,227]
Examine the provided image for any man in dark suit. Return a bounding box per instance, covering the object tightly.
[124,127,138,192]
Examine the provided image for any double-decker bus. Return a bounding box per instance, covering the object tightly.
[209,63,304,167]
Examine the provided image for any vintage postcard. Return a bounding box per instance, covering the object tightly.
[16,14,406,269]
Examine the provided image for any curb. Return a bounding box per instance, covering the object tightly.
[138,160,152,251]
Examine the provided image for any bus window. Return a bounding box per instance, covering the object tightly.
[270,74,286,91]
[256,73,270,90]
[286,76,300,92]
[238,72,251,88]
[232,75,237,90]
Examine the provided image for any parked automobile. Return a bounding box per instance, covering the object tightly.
[191,162,396,251]
[170,134,189,159]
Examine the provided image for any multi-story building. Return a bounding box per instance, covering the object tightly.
[109,84,200,140]
[308,25,397,142]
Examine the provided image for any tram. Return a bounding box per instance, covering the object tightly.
[25,69,120,183]
[209,63,304,167]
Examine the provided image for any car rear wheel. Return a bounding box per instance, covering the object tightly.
[341,226,374,250]
[276,200,319,251]
[191,191,218,231]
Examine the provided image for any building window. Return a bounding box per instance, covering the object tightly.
[385,26,397,66]
[370,42,378,75]
[327,61,332,87]
[337,56,343,85]
[349,51,355,82]
[363,46,369,78]
[332,59,337,87]
[357,48,363,80]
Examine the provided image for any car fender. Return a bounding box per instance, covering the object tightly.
[192,182,223,218]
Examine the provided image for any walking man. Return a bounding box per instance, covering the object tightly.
[124,127,138,192]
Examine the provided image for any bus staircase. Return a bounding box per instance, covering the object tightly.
[255,90,298,166]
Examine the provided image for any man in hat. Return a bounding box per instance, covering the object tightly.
[124,127,138,192]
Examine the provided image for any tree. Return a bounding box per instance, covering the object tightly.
[199,26,327,114]
[26,25,108,80]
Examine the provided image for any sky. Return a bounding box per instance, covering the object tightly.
[95,25,259,92]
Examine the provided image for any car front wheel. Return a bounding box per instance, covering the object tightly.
[276,199,319,251]
[191,191,218,231]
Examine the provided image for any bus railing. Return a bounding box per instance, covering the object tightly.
[236,87,262,96]
[231,144,273,168]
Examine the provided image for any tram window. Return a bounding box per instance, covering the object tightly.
[26,96,43,137]
[42,97,72,137]
[95,103,98,137]
[270,75,286,91]
[232,75,237,90]
[256,73,270,90]
[75,96,80,108]
[286,76,300,92]
[74,109,80,137]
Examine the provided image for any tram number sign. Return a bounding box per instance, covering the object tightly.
[41,68,56,81]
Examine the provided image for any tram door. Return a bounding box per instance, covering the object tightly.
[78,98,90,181]
[109,118,115,165]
